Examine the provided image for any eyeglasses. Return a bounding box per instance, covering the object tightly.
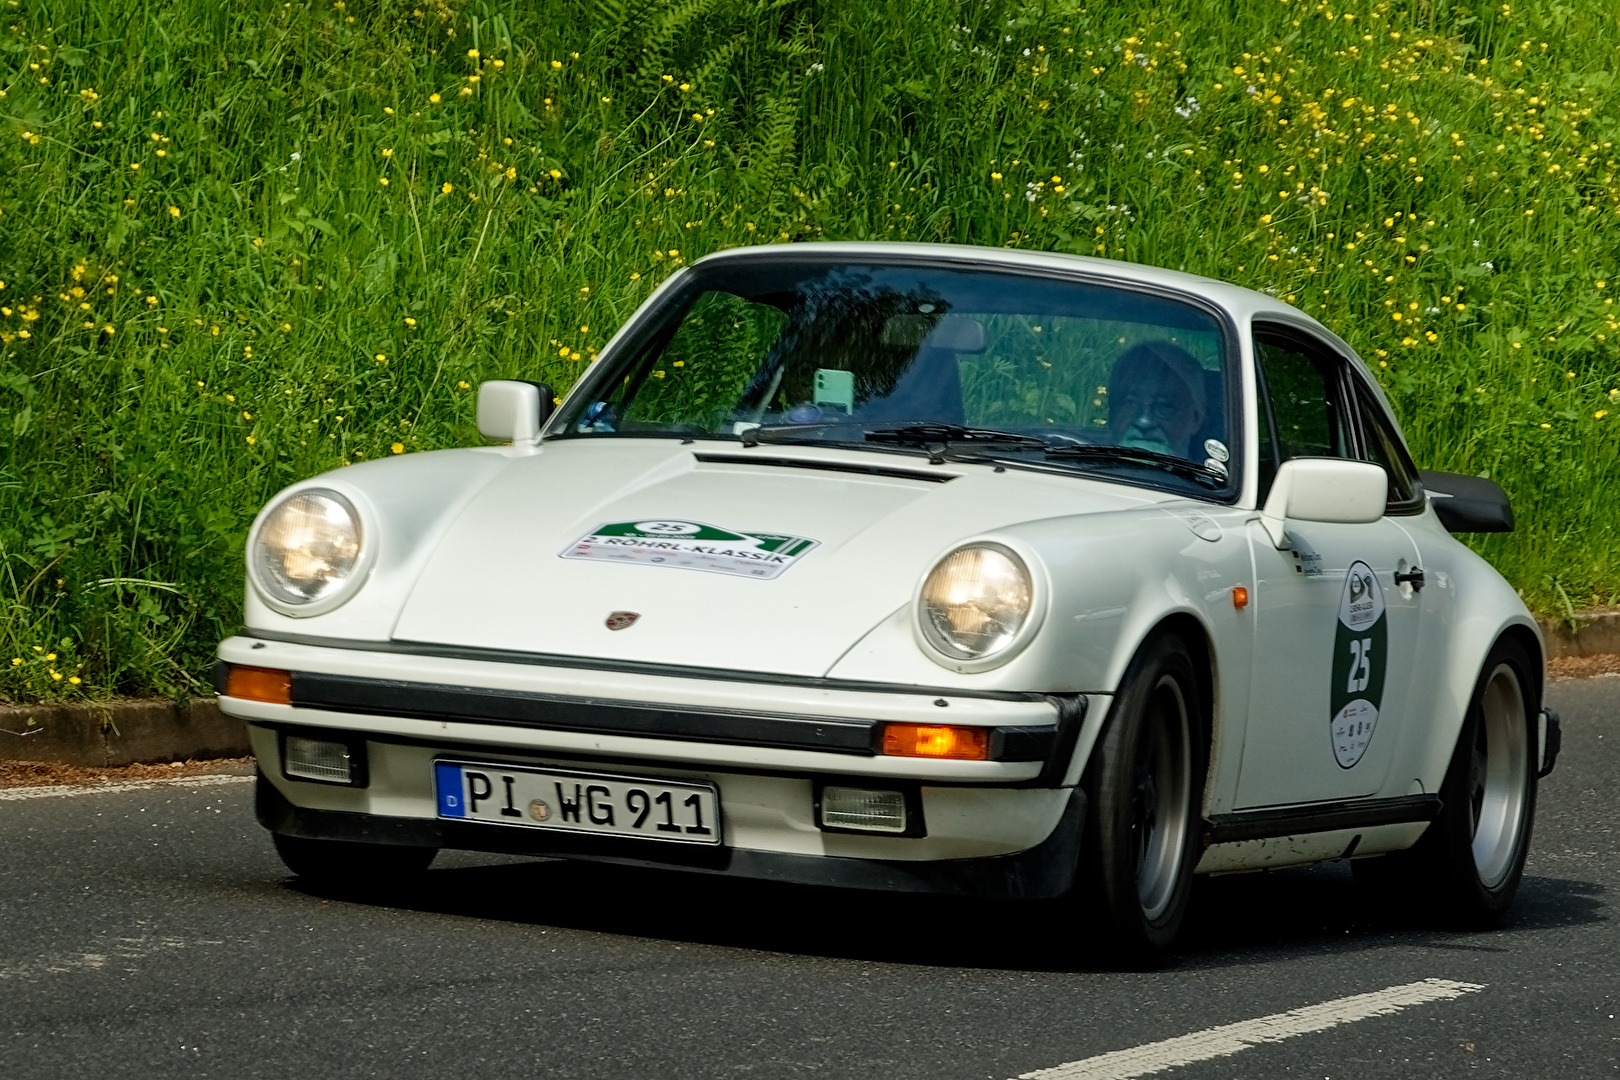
[1113,390,1189,423]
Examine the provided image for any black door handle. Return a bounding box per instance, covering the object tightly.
[1394,567,1425,591]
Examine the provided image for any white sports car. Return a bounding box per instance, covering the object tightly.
[217,242,1559,964]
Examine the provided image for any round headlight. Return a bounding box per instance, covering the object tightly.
[251,490,365,611]
[918,544,1034,662]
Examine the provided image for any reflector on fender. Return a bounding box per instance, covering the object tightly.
[880,722,990,761]
[224,664,292,705]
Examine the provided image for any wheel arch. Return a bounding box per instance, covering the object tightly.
[1414,613,1544,793]
[1070,611,1218,788]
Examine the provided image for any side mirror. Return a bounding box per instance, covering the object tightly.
[476,380,554,445]
[1417,470,1514,533]
[1260,457,1387,549]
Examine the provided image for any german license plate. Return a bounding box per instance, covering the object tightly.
[433,760,721,845]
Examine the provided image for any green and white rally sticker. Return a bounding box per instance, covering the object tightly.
[1329,560,1386,768]
[560,520,819,580]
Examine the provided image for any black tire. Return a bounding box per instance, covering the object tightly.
[1354,636,1538,927]
[273,833,437,891]
[1073,634,1206,968]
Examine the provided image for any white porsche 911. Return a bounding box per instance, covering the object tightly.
[217,242,1559,964]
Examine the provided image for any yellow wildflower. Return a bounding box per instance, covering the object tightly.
[441,182,454,194]
[429,93,441,104]
[392,442,405,454]
[168,206,181,218]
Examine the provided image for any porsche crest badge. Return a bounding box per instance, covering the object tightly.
[605,611,640,631]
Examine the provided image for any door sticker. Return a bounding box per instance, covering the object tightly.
[560,520,818,580]
[1329,560,1386,768]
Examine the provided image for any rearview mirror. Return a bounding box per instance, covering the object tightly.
[477,380,554,445]
[1260,458,1387,548]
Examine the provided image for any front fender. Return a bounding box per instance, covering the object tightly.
[241,448,518,641]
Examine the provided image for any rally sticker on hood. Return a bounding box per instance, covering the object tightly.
[1329,560,1387,768]
[560,520,818,580]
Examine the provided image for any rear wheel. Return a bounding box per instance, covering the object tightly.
[273,833,437,891]
[1073,634,1205,968]
[1355,637,1537,926]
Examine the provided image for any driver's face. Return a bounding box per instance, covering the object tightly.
[1110,368,1204,458]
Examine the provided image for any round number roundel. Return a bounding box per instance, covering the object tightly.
[633,521,702,535]
[1329,560,1386,768]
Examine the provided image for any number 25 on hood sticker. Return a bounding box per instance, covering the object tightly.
[1329,560,1386,769]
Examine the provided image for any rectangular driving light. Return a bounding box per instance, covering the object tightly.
[818,786,908,834]
[223,664,292,705]
[282,734,365,786]
[880,722,990,761]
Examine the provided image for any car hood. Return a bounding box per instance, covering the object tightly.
[391,439,1166,676]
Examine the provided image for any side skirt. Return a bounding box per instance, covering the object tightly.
[1204,793,1442,846]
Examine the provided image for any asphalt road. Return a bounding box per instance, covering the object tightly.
[3,677,1615,1079]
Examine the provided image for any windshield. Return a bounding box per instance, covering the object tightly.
[556,258,1235,491]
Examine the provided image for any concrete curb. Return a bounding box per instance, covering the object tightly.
[0,612,1615,767]
[0,698,249,767]
[1539,610,1620,659]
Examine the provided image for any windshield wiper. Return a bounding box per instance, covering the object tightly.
[740,421,870,447]
[1041,444,1228,486]
[862,423,1051,449]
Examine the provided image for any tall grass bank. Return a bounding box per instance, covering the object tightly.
[2,0,1617,701]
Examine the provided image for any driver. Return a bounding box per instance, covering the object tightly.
[1107,341,1208,460]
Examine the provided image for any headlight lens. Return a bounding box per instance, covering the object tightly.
[252,490,364,607]
[918,545,1033,661]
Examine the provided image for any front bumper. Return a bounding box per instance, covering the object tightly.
[220,634,1099,897]
[256,773,1089,899]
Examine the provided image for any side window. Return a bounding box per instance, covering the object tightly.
[1352,380,1423,511]
[1255,333,1352,461]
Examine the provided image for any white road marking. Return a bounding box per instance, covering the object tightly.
[0,773,252,801]
[0,935,227,980]
[1015,978,1486,1080]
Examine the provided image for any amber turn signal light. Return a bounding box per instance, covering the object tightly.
[880,722,991,761]
[1232,585,1249,609]
[224,664,292,705]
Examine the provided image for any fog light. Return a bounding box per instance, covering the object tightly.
[819,786,907,834]
[284,735,358,785]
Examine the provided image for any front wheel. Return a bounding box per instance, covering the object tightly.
[1355,636,1538,926]
[1073,634,1206,968]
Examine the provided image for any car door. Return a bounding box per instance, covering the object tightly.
[1235,325,1425,809]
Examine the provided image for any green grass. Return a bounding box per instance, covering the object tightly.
[2,0,1618,701]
